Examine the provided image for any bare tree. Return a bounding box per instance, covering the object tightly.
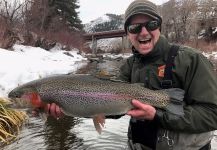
[197,0,217,41]
[160,0,182,42]
[0,0,23,27]
[0,0,25,48]
[176,0,198,40]
[24,0,56,32]
[160,0,209,43]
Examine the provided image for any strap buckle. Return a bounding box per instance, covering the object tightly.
[161,80,173,89]
[157,130,174,147]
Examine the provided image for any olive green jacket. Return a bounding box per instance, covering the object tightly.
[119,35,217,133]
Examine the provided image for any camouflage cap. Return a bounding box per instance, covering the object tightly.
[124,0,162,32]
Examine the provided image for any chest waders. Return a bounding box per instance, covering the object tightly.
[127,45,213,150]
[128,45,179,150]
[155,45,213,150]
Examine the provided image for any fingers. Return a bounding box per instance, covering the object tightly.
[131,99,149,110]
[50,103,58,118]
[127,99,156,120]
[55,105,62,118]
[46,103,64,119]
[127,109,145,116]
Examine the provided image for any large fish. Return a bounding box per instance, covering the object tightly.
[8,74,184,133]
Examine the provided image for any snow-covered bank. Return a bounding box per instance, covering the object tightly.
[203,51,217,60]
[0,44,87,97]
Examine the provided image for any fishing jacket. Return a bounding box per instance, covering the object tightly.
[119,35,217,150]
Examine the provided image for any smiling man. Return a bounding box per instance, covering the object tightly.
[46,0,217,149]
[126,15,161,55]
[119,0,217,150]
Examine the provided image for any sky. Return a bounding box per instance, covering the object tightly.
[78,0,169,23]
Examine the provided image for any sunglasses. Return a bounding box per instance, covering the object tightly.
[127,20,161,34]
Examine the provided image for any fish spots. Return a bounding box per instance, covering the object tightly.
[8,74,174,117]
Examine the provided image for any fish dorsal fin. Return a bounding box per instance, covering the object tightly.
[92,114,106,134]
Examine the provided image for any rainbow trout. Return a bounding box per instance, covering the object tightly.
[8,74,184,133]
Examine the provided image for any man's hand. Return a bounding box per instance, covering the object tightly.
[127,99,156,120]
[45,103,64,119]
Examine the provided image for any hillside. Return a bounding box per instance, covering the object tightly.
[84,14,124,33]
[84,14,125,53]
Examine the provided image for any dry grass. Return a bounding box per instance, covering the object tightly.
[183,40,217,52]
[0,97,27,144]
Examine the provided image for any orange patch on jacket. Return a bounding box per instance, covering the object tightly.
[158,65,166,77]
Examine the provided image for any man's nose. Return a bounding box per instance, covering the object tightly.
[140,26,149,35]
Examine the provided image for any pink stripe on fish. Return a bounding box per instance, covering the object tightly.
[64,91,134,100]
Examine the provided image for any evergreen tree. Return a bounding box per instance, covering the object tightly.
[25,0,83,32]
[51,0,83,30]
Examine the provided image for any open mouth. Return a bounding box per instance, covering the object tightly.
[138,38,151,44]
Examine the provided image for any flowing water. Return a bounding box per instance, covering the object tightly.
[3,55,217,150]
[3,115,130,150]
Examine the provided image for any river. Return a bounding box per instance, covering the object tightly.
[3,55,217,150]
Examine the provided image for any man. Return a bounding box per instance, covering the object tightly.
[47,0,217,149]
[118,0,217,149]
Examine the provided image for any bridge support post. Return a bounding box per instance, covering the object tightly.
[122,36,125,52]
[91,36,97,54]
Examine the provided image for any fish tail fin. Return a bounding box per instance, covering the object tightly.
[93,114,106,134]
[164,88,185,116]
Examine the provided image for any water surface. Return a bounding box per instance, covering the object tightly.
[3,56,217,150]
[3,115,130,150]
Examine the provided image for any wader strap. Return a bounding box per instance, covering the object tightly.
[161,45,179,89]
[157,45,179,150]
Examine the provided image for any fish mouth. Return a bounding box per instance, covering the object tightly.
[8,90,22,99]
[8,97,32,109]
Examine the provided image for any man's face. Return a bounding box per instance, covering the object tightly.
[127,14,161,55]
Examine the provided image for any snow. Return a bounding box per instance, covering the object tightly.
[203,51,217,59]
[0,44,87,98]
[84,14,111,33]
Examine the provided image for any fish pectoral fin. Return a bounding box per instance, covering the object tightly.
[93,114,106,134]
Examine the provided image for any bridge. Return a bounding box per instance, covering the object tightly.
[83,29,129,53]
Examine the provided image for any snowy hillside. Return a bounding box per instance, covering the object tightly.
[84,14,124,53]
[84,15,111,33]
[84,14,124,33]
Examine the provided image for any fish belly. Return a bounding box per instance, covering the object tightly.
[55,95,132,117]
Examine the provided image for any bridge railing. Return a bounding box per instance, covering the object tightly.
[83,30,126,41]
[83,29,129,54]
